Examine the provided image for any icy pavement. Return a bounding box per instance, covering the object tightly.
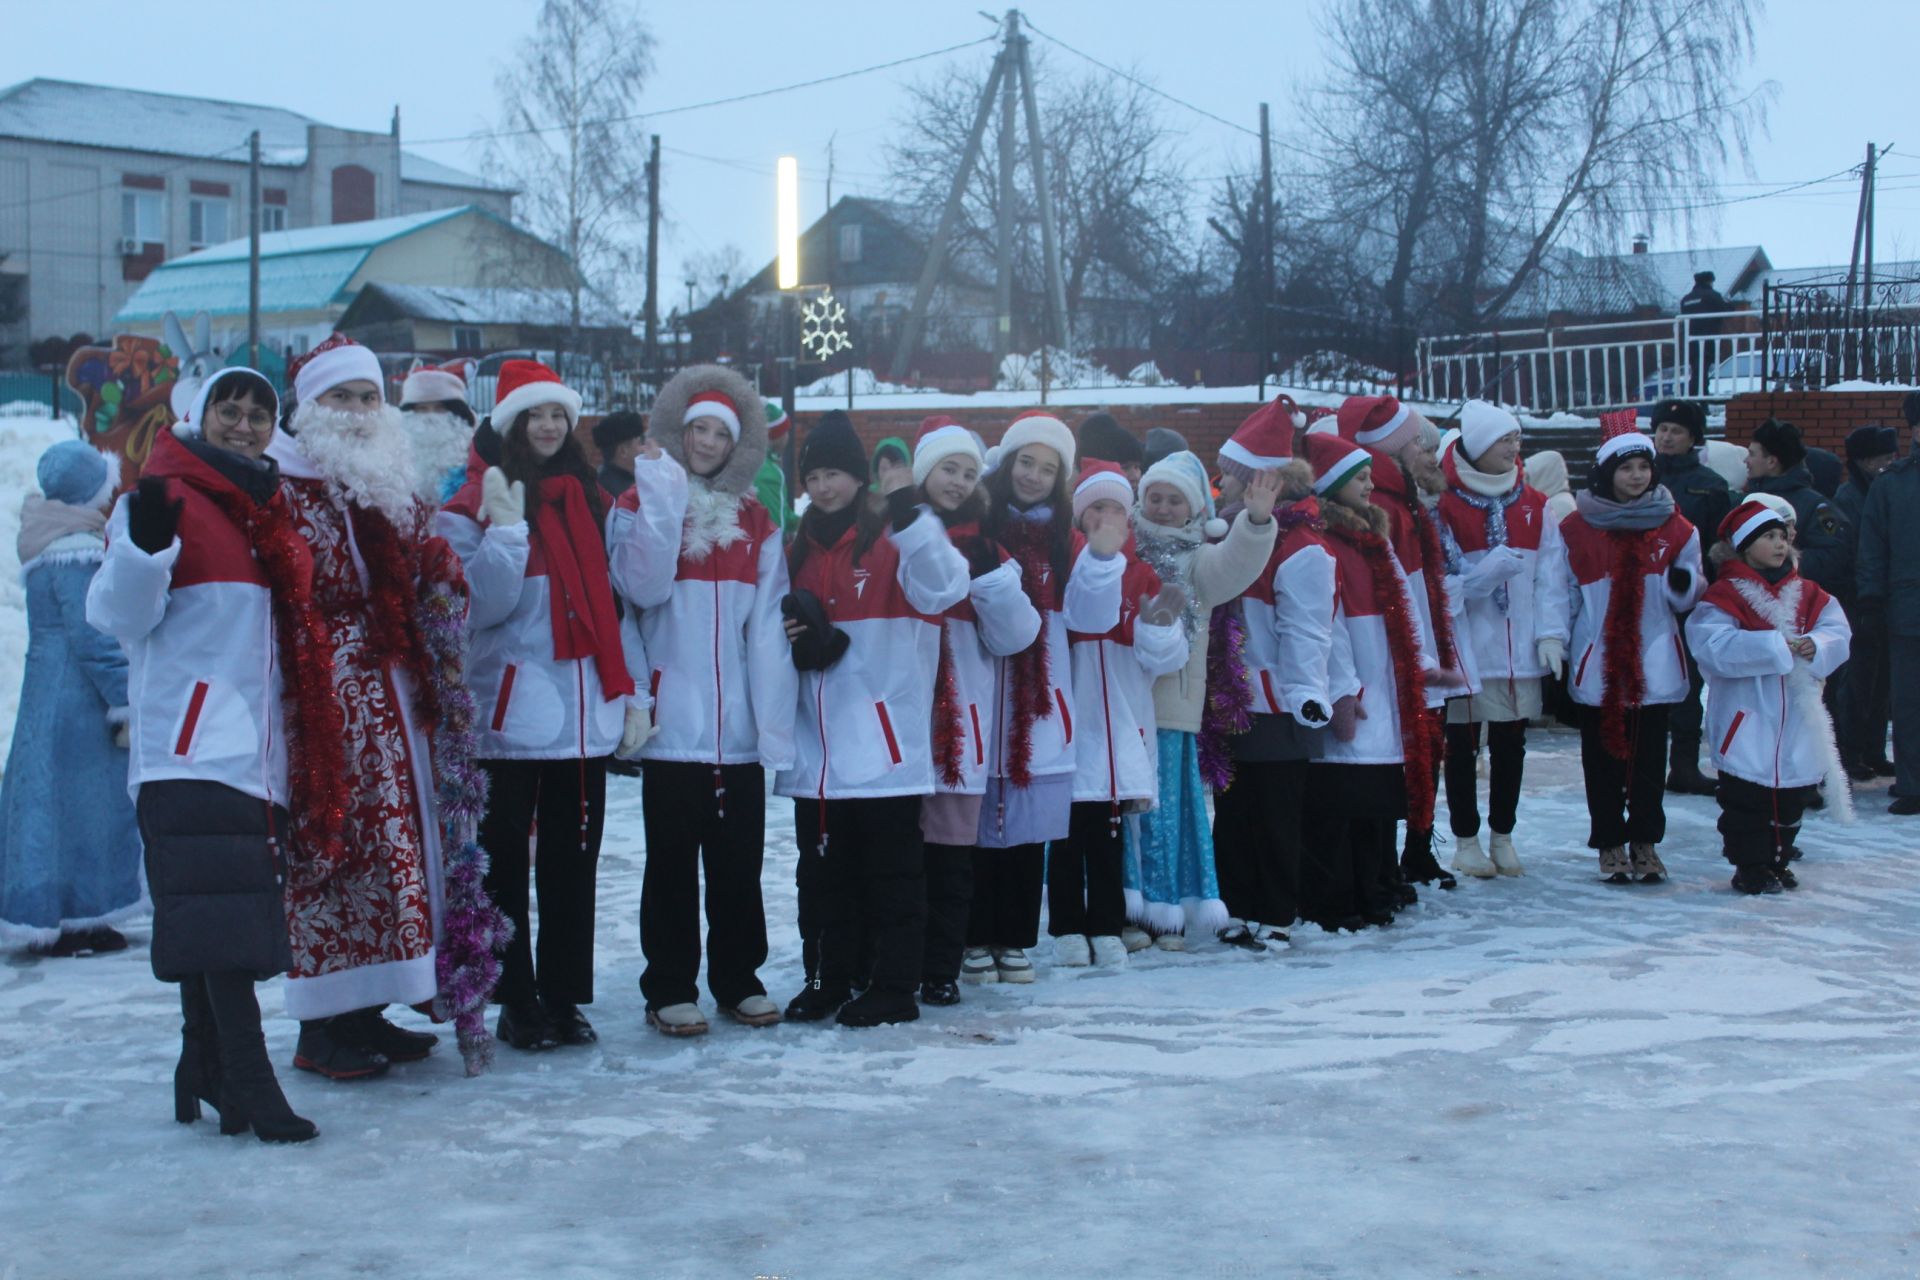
[2,729,1917,1278]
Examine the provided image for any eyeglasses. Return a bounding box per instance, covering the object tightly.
[211,402,275,431]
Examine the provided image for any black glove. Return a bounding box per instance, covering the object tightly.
[883,486,921,533]
[1299,700,1329,725]
[1666,564,1692,594]
[126,476,182,555]
[960,535,1003,579]
[781,590,850,673]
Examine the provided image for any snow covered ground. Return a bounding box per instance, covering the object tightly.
[2,732,1917,1278]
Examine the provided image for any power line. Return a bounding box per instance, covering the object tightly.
[1020,19,1257,139]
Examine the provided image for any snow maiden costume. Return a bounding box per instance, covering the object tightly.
[606,364,796,1036]
[1127,445,1274,946]
[0,441,143,954]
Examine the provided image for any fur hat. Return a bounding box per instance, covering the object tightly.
[1140,449,1226,538]
[492,359,583,432]
[591,410,646,456]
[1076,411,1142,469]
[913,414,982,486]
[987,409,1076,475]
[1218,397,1303,482]
[1751,418,1807,472]
[650,364,767,495]
[1649,397,1706,446]
[1719,498,1787,552]
[400,359,471,408]
[1143,426,1188,467]
[36,439,117,509]
[290,333,384,406]
[1071,459,1133,520]
[1459,400,1522,465]
[800,409,868,484]
[1337,394,1418,456]
[1305,433,1374,497]
[1845,423,1900,463]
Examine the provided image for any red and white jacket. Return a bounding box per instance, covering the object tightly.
[931,520,1042,797]
[775,509,970,800]
[1369,459,1455,706]
[1558,510,1705,708]
[606,454,797,769]
[1067,556,1188,804]
[1321,507,1436,766]
[1686,562,1851,790]
[1240,499,1359,726]
[1434,459,1571,696]
[86,432,291,805]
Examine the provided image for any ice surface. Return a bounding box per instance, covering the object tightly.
[2,732,1917,1277]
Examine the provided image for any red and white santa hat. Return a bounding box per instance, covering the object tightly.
[913,413,983,486]
[1218,396,1304,481]
[291,333,385,406]
[1337,394,1419,456]
[1458,400,1523,464]
[684,389,742,441]
[492,358,583,429]
[1717,498,1787,551]
[1305,432,1375,497]
[1071,458,1134,520]
[1594,408,1653,467]
[400,358,472,407]
[987,408,1076,474]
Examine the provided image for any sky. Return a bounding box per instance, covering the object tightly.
[3,0,1912,314]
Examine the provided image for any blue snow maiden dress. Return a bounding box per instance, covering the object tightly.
[0,440,142,949]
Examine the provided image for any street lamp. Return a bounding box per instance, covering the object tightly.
[777,155,801,504]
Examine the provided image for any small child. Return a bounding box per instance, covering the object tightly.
[1686,500,1854,894]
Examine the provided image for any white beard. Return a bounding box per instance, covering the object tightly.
[290,401,420,525]
[404,410,473,502]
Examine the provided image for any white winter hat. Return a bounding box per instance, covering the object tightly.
[1071,459,1133,520]
[400,360,470,407]
[912,414,983,486]
[1139,449,1227,538]
[1459,400,1521,464]
[292,334,384,405]
[986,409,1075,475]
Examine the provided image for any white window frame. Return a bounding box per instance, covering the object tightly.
[259,205,288,233]
[838,223,862,264]
[452,325,483,353]
[189,197,230,249]
[120,190,165,244]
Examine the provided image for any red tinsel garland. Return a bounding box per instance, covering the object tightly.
[996,518,1057,788]
[1410,505,1461,672]
[932,620,966,789]
[1600,529,1653,760]
[1339,522,1442,829]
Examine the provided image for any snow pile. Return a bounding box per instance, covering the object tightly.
[796,367,918,397]
[1275,349,1399,390]
[0,411,86,771]
[1124,360,1169,386]
[995,347,1130,392]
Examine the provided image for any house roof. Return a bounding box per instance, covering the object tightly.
[0,78,503,191]
[1757,258,1920,293]
[1492,244,1771,321]
[349,282,627,329]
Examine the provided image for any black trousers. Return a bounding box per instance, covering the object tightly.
[1844,620,1892,766]
[922,842,974,984]
[1444,720,1527,838]
[1213,759,1308,927]
[1576,704,1670,848]
[966,843,1045,950]
[479,757,606,1007]
[1716,774,1811,868]
[638,761,768,1011]
[1893,636,1920,801]
[1301,763,1404,927]
[793,796,926,995]
[1045,802,1127,938]
[1670,648,1707,765]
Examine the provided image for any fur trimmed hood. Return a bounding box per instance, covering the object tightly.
[650,364,767,496]
[1321,495,1391,539]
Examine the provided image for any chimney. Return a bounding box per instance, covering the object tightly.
[391,105,401,140]
[1631,233,1650,255]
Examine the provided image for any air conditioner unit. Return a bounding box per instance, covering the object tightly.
[117,237,142,255]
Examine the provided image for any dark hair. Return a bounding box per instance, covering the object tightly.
[591,410,646,455]
[788,493,885,581]
[207,368,276,414]
[983,455,1073,588]
[873,441,909,469]
[501,409,604,528]
[921,479,986,529]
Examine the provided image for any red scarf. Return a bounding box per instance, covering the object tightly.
[996,515,1058,788]
[1599,529,1654,760]
[534,475,634,701]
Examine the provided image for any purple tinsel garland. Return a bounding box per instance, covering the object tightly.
[419,582,514,1076]
[1197,605,1253,790]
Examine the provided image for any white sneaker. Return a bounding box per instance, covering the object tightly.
[1053,934,1092,967]
[1452,833,1497,878]
[646,1002,708,1037]
[994,948,1036,983]
[1489,831,1525,876]
[960,947,999,984]
[723,994,781,1027]
[1152,932,1186,952]
[1089,935,1129,967]
[1120,926,1153,953]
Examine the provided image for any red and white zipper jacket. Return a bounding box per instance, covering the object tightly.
[1322,529,1435,766]
[1067,556,1188,804]
[1558,510,1705,709]
[933,520,1043,796]
[1434,470,1571,695]
[606,454,797,769]
[775,509,970,800]
[1240,499,1360,727]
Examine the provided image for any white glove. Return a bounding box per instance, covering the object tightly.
[111,720,131,751]
[617,704,654,759]
[1537,637,1565,680]
[1461,545,1527,598]
[481,466,526,527]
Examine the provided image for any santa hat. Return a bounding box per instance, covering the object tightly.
[491,358,583,431]
[683,389,742,441]
[763,400,791,442]
[913,414,982,486]
[1140,449,1226,537]
[1718,498,1787,552]
[291,333,384,406]
[1218,397,1303,481]
[36,439,119,511]
[1071,459,1133,521]
[987,409,1075,474]
[1594,408,1653,467]
[1338,395,1418,456]
[1305,411,1340,436]
[400,359,471,408]
[1306,433,1374,497]
[1458,400,1523,464]
[1746,491,1796,526]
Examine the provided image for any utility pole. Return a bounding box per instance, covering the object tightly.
[644,134,661,375]
[995,11,1017,361]
[1257,103,1273,399]
[1014,21,1068,355]
[1863,141,1877,369]
[247,130,261,366]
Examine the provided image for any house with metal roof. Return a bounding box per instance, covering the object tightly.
[0,78,512,360]
[336,281,630,357]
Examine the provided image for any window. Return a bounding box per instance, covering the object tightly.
[259,205,287,233]
[189,198,229,248]
[838,222,863,264]
[120,190,164,244]
[452,326,483,353]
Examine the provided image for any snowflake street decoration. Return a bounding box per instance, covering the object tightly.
[800,290,852,360]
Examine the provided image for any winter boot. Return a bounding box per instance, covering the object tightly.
[959,946,999,984]
[546,1001,599,1044]
[294,1017,392,1080]
[1666,747,1716,796]
[1488,832,1525,877]
[1629,842,1667,884]
[1731,865,1782,895]
[721,995,781,1028]
[1151,932,1186,952]
[1053,934,1092,967]
[495,1000,560,1051]
[1120,926,1153,952]
[784,977,852,1023]
[1771,854,1799,890]
[1401,829,1457,889]
[1598,846,1631,884]
[1089,935,1129,967]
[919,980,962,1006]
[1254,923,1292,949]
[1215,921,1267,952]
[1452,833,1497,878]
[174,977,222,1125]
[994,948,1036,982]
[339,1007,438,1063]
[835,988,921,1027]
[646,1002,709,1037]
[203,972,316,1144]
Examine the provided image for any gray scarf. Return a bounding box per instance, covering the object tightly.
[1574,485,1676,532]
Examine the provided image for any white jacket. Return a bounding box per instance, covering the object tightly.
[1068,557,1188,804]
[1435,472,1572,693]
[1320,505,1436,766]
[931,520,1043,796]
[606,454,797,769]
[1559,509,1705,708]
[1686,564,1851,791]
[1240,500,1358,726]
[776,509,970,800]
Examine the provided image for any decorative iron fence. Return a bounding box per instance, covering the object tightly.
[1762,275,1920,390]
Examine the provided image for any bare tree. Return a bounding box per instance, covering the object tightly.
[486,0,655,357]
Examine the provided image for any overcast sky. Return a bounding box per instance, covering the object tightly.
[5,0,1912,312]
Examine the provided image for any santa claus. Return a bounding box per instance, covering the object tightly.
[267,335,463,1079]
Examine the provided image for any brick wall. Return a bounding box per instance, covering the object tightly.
[1724,390,1913,455]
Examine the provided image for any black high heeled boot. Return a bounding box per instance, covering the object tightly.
[203,972,317,1144]
[173,976,222,1124]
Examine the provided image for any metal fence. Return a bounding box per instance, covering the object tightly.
[1762,275,1920,390]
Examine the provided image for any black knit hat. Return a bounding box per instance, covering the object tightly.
[801,409,868,484]
[1076,412,1143,469]
[1904,390,1920,428]
[1751,418,1806,471]
[591,410,646,455]
[1649,398,1706,446]
[1845,423,1900,462]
